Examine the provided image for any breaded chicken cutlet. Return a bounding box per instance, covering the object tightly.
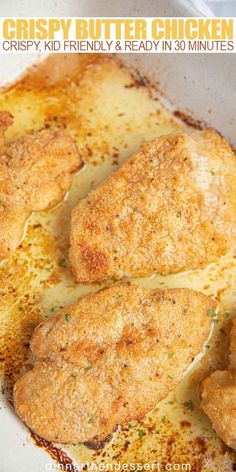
[70,130,236,284]
[201,318,236,450]
[0,111,81,259]
[14,285,214,444]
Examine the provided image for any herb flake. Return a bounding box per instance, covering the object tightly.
[183,400,194,411]
[138,429,146,439]
[128,422,137,429]
[113,294,123,301]
[207,309,217,317]
[88,417,95,424]
[64,313,71,322]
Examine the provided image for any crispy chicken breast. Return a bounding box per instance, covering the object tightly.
[0,111,81,259]
[201,318,236,450]
[70,130,236,284]
[14,285,214,444]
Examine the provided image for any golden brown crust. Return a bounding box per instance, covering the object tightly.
[0,111,82,259]
[0,110,13,145]
[14,285,214,444]
[70,130,236,284]
[200,319,236,450]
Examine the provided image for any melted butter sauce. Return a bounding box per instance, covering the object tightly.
[0,54,235,471]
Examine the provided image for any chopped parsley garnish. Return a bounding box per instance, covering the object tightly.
[85,364,93,371]
[113,294,123,301]
[219,327,225,334]
[176,211,182,217]
[183,400,194,411]
[168,352,174,359]
[128,421,137,429]
[88,417,95,424]
[207,309,219,325]
[161,415,166,423]
[18,306,23,311]
[64,313,71,322]
[138,429,146,439]
[207,309,217,317]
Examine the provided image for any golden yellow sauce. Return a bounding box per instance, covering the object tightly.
[0,54,235,471]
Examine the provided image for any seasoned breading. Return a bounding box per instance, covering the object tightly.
[0,111,81,259]
[14,285,214,444]
[200,319,236,450]
[70,130,236,284]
